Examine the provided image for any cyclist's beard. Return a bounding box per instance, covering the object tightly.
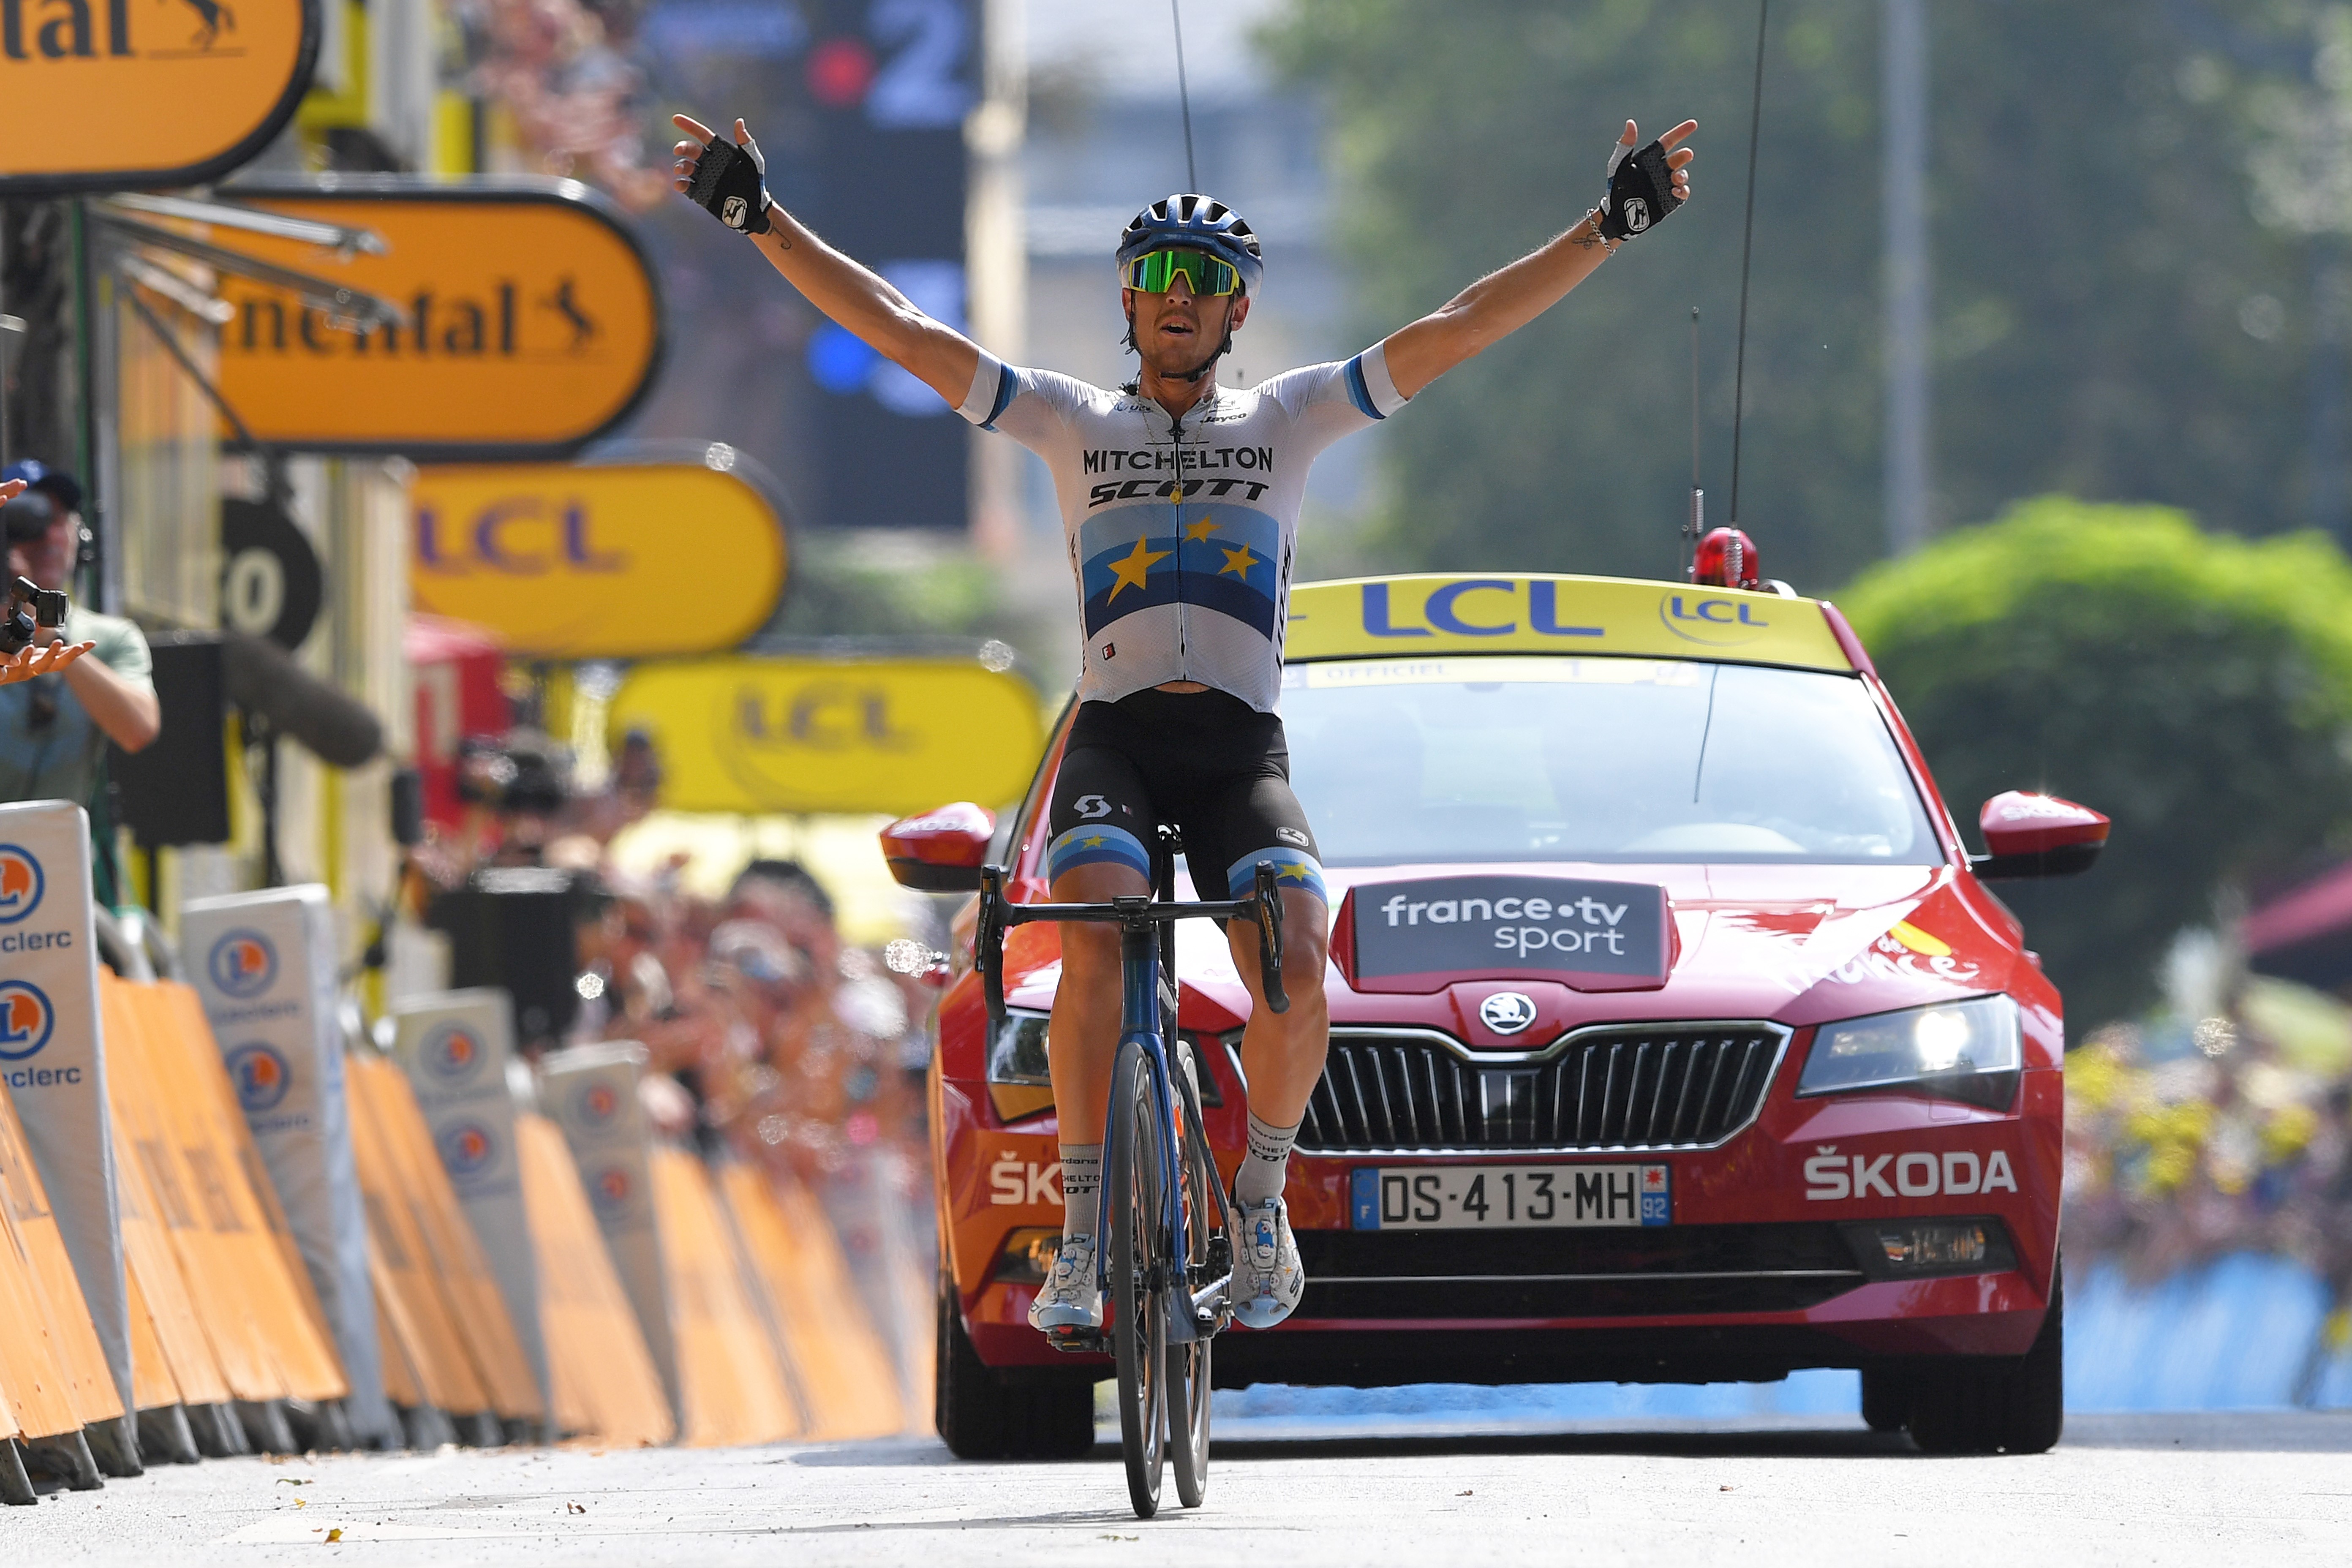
[1125,301,1233,384]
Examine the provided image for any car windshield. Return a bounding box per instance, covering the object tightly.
[1279,656,1942,866]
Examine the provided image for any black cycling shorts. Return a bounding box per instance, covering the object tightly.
[1045,688,1327,904]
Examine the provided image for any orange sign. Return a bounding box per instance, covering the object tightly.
[411,459,788,659]
[212,178,663,459]
[0,0,317,195]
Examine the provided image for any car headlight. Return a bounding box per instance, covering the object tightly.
[1797,995,2020,1110]
[987,1008,1054,1122]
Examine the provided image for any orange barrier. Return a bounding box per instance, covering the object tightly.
[514,1114,673,1447]
[717,1165,908,1440]
[117,979,346,1405]
[362,1054,543,1426]
[99,974,291,1408]
[648,1147,799,1447]
[106,1079,232,1415]
[0,1086,127,1440]
[0,1099,103,1446]
[345,1054,494,1423]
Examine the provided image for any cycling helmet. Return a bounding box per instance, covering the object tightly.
[1116,195,1263,295]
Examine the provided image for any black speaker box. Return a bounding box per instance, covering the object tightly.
[112,631,231,848]
[425,868,584,1047]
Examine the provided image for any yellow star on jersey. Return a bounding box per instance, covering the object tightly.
[1219,543,1261,579]
[1081,835,1106,849]
[1274,860,1312,882]
[1184,516,1220,542]
[1104,534,1171,601]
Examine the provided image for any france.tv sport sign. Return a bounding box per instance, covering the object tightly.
[0,0,317,195]
[1345,874,1672,994]
[213,177,663,459]
[411,460,787,659]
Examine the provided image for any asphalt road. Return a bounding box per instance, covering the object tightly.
[6,1410,2349,1566]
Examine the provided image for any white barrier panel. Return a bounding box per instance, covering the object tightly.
[392,989,550,1414]
[539,1042,677,1420]
[180,886,391,1444]
[0,800,130,1417]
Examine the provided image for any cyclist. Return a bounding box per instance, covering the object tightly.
[674,111,1696,1334]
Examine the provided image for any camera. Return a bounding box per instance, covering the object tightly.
[2,575,67,656]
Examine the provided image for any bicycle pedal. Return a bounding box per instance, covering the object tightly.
[1045,1326,1106,1355]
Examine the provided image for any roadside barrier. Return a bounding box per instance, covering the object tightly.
[0,1086,113,1494]
[542,1045,675,1413]
[513,1112,673,1446]
[718,1164,908,1440]
[182,888,389,1446]
[649,1146,801,1447]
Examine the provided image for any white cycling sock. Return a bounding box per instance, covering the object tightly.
[1057,1144,1102,1239]
[1234,1112,1299,1206]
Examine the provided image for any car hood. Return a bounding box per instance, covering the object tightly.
[1128,859,2020,1038]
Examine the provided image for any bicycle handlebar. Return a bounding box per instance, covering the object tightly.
[972,862,1290,1024]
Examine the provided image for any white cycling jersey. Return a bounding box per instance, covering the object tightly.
[955,344,1410,712]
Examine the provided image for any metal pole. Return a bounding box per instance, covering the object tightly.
[1883,0,1931,554]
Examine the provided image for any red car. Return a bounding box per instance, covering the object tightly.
[887,572,2105,1459]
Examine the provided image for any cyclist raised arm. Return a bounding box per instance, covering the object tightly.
[674,109,1696,1337]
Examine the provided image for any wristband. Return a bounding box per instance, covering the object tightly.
[1597,136,1682,241]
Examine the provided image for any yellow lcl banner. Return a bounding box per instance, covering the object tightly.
[609,658,1045,817]
[212,178,662,458]
[411,463,787,660]
[0,0,316,194]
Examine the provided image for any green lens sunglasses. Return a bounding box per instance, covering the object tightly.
[1122,248,1242,297]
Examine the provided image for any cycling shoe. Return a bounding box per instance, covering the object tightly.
[1229,1195,1304,1328]
[1027,1234,1102,1333]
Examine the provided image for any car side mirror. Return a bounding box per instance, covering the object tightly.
[1971,791,2108,880]
[880,802,996,892]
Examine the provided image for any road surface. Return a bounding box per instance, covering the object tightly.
[6,1410,2349,1565]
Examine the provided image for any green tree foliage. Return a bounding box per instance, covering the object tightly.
[1839,498,2352,1026]
[1263,1,2319,587]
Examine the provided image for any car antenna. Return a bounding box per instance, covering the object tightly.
[1686,306,1702,580]
[1171,0,1199,192]
[1726,0,1770,542]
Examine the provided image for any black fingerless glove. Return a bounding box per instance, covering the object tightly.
[1597,137,1682,241]
[685,132,774,236]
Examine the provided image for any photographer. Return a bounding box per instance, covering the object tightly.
[0,462,155,806]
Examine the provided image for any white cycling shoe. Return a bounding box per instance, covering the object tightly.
[1027,1233,1102,1333]
[1229,1194,1305,1329]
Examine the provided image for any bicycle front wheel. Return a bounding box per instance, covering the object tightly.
[1165,1037,1217,1508]
[1106,1038,1168,1519]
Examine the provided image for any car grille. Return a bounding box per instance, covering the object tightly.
[1296,1024,1787,1154]
[1292,1222,1865,1319]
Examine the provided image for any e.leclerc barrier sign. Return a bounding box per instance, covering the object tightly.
[410,459,787,659]
[0,0,317,195]
[607,656,1043,817]
[212,177,662,460]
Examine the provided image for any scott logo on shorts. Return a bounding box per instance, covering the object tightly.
[0,981,55,1062]
[224,1043,293,1113]
[208,930,277,998]
[438,1122,498,1177]
[424,1024,486,1081]
[0,845,46,925]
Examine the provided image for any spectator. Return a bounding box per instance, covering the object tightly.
[0,461,158,806]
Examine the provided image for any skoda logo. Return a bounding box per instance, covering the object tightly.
[0,844,45,925]
[0,980,56,1062]
[224,1043,292,1112]
[1479,991,1539,1037]
[208,930,277,998]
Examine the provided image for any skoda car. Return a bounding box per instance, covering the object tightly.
[886,572,2105,1460]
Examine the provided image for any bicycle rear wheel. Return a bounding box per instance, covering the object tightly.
[1106,1038,1167,1519]
[1165,1040,1217,1508]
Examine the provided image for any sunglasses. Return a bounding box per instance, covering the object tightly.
[1122,248,1241,297]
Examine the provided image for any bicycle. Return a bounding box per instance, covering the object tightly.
[973,836,1289,1519]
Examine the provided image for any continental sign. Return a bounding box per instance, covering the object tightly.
[1283,574,1856,672]
[608,658,1044,817]
[0,0,316,195]
[213,177,662,459]
[411,460,787,659]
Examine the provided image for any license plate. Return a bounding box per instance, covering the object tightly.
[1350,1163,1671,1230]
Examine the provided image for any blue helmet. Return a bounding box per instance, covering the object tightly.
[1116,195,1263,295]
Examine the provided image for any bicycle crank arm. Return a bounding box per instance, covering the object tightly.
[1044,1325,1107,1355]
[1190,1274,1233,1334]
